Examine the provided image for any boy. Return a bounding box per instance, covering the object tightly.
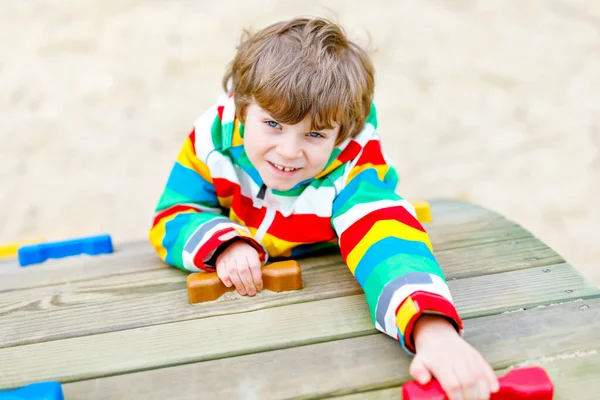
[150,17,499,400]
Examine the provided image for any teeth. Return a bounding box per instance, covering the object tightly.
[273,163,297,172]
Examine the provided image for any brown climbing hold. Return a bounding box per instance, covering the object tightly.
[262,260,303,292]
[187,260,303,304]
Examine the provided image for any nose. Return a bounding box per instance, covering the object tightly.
[275,136,303,160]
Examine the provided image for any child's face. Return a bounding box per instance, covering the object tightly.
[243,102,340,191]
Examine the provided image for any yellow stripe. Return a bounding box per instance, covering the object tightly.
[218,195,233,210]
[232,120,243,147]
[229,207,244,226]
[0,238,44,258]
[148,212,191,260]
[261,232,299,258]
[315,159,342,179]
[346,220,432,273]
[347,163,388,183]
[176,137,213,184]
[396,296,419,336]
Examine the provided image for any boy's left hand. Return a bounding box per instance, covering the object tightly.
[410,315,500,400]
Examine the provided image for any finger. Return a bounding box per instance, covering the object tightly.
[238,260,256,296]
[247,255,263,291]
[474,358,495,399]
[226,259,245,295]
[440,372,463,400]
[432,359,463,400]
[484,365,500,393]
[477,381,491,400]
[450,360,475,400]
[409,353,432,385]
[216,262,232,287]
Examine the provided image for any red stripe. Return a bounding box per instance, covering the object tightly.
[217,105,224,121]
[355,139,386,167]
[213,178,266,229]
[189,128,196,153]
[397,291,463,352]
[337,140,362,163]
[339,205,424,260]
[153,205,202,227]
[268,212,336,243]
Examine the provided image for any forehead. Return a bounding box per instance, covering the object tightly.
[248,103,340,131]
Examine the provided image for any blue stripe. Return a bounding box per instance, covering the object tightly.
[166,162,216,204]
[162,213,199,266]
[354,237,435,287]
[332,168,394,215]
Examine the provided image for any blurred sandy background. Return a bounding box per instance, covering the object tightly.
[1,0,598,285]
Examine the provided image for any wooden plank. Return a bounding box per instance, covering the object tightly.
[334,350,600,399]
[60,297,600,399]
[0,295,375,389]
[436,236,564,279]
[2,276,599,391]
[0,199,507,291]
[448,263,599,317]
[0,233,576,348]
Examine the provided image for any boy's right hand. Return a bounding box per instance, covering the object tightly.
[215,240,263,296]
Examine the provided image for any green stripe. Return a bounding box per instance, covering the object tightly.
[168,212,220,268]
[334,180,402,219]
[210,115,223,149]
[365,102,378,129]
[156,187,218,211]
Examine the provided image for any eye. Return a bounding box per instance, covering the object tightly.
[307,132,324,138]
[265,120,281,129]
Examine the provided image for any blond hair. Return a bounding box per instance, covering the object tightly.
[222,17,375,144]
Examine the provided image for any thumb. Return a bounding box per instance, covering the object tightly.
[409,353,432,385]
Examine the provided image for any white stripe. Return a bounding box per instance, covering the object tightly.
[381,275,453,338]
[332,199,416,236]
[193,104,219,162]
[182,221,249,270]
[221,96,236,125]
[284,184,338,217]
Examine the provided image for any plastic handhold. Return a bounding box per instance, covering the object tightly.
[0,381,64,400]
[187,260,303,303]
[0,238,44,259]
[411,200,432,223]
[18,234,114,267]
[402,366,553,400]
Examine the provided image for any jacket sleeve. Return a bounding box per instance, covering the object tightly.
[149,108,266,272]
[331,138,463,355]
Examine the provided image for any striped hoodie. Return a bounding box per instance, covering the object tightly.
[149,91,463,354]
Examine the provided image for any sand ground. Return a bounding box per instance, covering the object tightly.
[1,0,598,285]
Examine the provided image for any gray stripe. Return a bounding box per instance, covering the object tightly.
[184,217,232,253]
[375,272,433,328]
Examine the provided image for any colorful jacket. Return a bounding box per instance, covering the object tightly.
[149,91,463,354]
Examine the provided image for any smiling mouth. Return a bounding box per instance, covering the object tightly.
[269,162,302,172]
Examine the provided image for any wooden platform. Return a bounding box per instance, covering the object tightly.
[1,199,599,399]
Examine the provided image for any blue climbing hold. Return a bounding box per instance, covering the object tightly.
[0,381,64,400]
[18,234,114,267]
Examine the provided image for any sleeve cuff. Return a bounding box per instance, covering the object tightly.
[193,227,268,271]
[395,291,463,355]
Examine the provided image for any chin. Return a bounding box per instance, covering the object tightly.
[265,180,297,191]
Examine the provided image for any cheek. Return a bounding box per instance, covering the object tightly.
[309,146,336,168]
